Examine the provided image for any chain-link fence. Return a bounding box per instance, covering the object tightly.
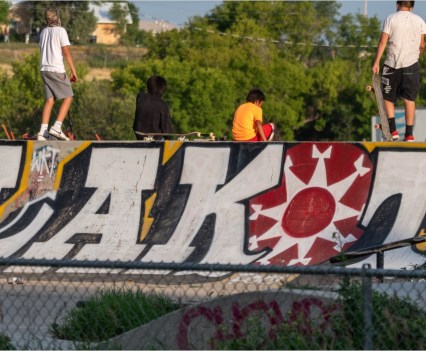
[0,258,425,350]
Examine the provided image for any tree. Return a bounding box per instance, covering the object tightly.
[117,1,153,47]
[108,1,129,38]
[112,58,237,138]
[0,53,44,136]
[13,1,97,43]
[0,0,10,24]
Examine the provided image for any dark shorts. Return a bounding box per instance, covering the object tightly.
[41,71,74,100]
[381,62,420,102]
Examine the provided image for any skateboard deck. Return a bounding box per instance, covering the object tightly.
[366,74,393,141]
[135,131,215,141]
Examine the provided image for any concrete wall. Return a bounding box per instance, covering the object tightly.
[1,140,425,275]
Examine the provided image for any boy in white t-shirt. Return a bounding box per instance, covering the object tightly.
[38,8,78,141]
[372,1,426,142]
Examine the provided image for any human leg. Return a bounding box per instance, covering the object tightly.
[262,123,276,141]
[41,71,73,140]
[384,100,399,139]
[37,98,55,140]
[382,65,400,139]
[48,97,73,140]
[400,63,420,141]
[403,99,415,141]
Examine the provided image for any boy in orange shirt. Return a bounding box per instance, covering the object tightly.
[232,88,276,141]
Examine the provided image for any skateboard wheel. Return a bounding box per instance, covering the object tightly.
[366,85,373,92]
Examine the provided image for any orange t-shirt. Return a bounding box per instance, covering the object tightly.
[232,102,263,141]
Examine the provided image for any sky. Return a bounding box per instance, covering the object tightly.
[134,1,426,27]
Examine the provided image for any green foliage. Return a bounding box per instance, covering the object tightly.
[0,52,89,138]
[49,289,180,342]
[0,53,44,135]
[112,58,238,137]
[108,1,129,39]
[0,334,14,350]
[216,279,426,350]
[72,80,135,140]
[0,0,9,24]
[15,1,97,44]
[0,0,394,141]
[119,2,153,47]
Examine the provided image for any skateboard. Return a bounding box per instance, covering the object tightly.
[366,74,393,141]
[135,131,216,141]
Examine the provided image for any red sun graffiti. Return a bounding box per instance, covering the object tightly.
[249,143,373,266]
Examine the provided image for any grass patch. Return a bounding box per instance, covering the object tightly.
[49,289,180,342]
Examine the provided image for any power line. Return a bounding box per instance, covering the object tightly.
[192,27,376,49]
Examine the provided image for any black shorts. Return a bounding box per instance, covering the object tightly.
[381,62,420,102]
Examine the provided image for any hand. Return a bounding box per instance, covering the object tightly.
[372,64,380,75]
[70,73,78,83]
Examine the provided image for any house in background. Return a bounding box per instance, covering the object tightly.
[138,19,177,35]
[89,2,132,45]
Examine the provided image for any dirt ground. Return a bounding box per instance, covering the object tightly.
[0,64,112,81]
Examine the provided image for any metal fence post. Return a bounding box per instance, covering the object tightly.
[362,263,373,350]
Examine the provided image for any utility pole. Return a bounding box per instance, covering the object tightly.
[364,0,368,17]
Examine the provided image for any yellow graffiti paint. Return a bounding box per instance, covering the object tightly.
[0,141,33,220]
[416,229,426,252]
[362,142,426,153]
[162,141,183,165]
[140,192,157,242]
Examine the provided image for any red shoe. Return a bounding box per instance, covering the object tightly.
[403,135,414,142]
[391,130,400,140]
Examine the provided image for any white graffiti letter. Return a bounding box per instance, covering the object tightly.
[143,144,284,264]
[0,145,23,202]
[23,147,160,262]
[360,150,426,267]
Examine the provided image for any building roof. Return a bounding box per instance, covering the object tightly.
[138,19,177,33]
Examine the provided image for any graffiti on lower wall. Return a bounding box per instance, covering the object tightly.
[0,140,425,273]
[177,296,338,349]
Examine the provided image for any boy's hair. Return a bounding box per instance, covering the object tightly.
[147,75,167,97]
[246,88,266,103]
[397,1,415,8]
[45,8,61,27]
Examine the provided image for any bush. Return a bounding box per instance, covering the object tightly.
[217,279,426,350]
[0,334,14,350]
[49,289,180,342]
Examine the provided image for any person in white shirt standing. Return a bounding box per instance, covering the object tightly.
[38,8,78,141]
[372,1,426,142]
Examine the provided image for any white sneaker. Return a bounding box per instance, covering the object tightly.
[49,127,69,141]
[37,131,49,141]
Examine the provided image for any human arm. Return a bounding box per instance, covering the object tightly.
[62,45,78,82]
[420,34,425,56]
[255,120,267,141]
[372,32,389,75]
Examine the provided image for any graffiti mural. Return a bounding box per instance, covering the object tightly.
[0,140,425,273]
[249,143,373,266]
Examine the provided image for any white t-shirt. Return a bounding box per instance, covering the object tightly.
[39,26,71,73]
[383,10,426,69]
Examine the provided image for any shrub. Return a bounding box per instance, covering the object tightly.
[49,289,180,342]
[217,279,426,350]
[0,334,14,350]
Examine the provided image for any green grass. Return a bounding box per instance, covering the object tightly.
[49,289,180,342]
